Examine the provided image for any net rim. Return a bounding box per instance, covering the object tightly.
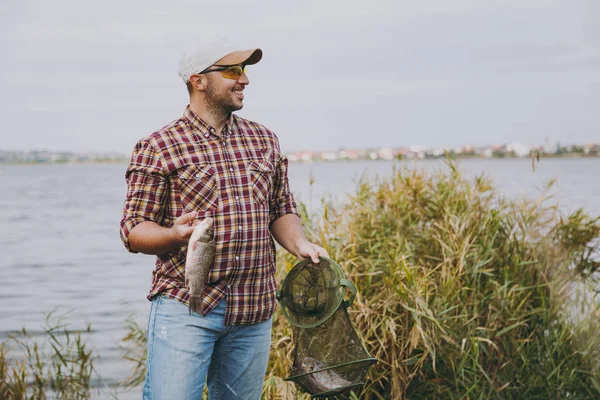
[277,256,349,328]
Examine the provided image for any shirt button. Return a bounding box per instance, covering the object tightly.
[227,284,231,289]
[238,226,242,230]
[235,256,240,261]
[229,167,234,172]
[235,196,240,200]
[195,173,200,178]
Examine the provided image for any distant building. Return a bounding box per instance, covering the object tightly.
[431,148,446,157]
[320,151,338,161]
[300,152,314,162]
[339,150,360,160]
[377,147,395,160]
[506,143,531,157]
[543,139,559,154]
[288,153,300,162]
[584,144,599,155]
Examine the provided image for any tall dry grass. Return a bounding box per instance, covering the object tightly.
[265,161,600,399]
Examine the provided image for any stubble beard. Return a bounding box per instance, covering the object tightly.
[204,77,242,122]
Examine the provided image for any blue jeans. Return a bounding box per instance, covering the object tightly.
[142,296,272,400]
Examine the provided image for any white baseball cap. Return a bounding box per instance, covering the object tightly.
[178,37,262,83]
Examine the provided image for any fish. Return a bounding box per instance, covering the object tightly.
[297,357,353,394]
[184,217,215,314]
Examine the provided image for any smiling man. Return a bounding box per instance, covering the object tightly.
[119,37,328,400]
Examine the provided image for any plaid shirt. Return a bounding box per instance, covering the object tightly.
[120,106,299,325]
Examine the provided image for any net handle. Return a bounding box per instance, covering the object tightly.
[340,277,357,307]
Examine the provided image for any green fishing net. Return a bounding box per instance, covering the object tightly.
[277,257,377,398]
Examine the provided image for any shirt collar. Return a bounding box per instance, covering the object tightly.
[183,105,237,139]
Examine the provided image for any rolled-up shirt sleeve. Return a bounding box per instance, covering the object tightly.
[269,151,299,225]
[120,138,166,253]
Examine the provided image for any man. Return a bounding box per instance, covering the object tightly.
[119,37,328,400]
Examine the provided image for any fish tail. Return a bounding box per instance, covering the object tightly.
[189,297,196,314]
[189,295,202,315]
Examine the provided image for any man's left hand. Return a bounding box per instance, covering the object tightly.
[297,242,329,263]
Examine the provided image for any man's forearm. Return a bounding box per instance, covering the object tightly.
[269,214,309,257]
[128,221,181,255]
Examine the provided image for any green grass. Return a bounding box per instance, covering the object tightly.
[0,313,96,399]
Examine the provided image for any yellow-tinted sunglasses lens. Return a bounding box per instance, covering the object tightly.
[220,65,246,80]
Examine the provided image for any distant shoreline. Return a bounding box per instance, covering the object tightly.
[0,160,130,165]
[1,153,599,166]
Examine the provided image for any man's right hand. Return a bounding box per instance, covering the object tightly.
[128,211,200,255]
[170,211,200,246]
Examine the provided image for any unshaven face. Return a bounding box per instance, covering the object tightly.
[203,69,249,116]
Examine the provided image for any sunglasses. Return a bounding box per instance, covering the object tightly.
[199,64,247,80]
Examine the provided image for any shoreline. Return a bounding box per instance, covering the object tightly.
[1,153,599,166]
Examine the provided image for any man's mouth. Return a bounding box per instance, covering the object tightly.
[233,90,244,99]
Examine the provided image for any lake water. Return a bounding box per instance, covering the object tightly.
[1,158,599,399]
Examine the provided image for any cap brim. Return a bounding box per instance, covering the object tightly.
[215,48,262,66]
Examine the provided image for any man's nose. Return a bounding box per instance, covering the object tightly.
[238,72,249,85]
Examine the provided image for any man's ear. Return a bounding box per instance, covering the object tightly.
[189,74,207,92]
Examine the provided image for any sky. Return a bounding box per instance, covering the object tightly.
[1,0,599,155]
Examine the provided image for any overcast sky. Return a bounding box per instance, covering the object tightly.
[1,0,598,154]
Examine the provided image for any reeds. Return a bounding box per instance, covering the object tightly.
[267,161,600,399]
[120,318,146,389]
[0,313,96,399]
